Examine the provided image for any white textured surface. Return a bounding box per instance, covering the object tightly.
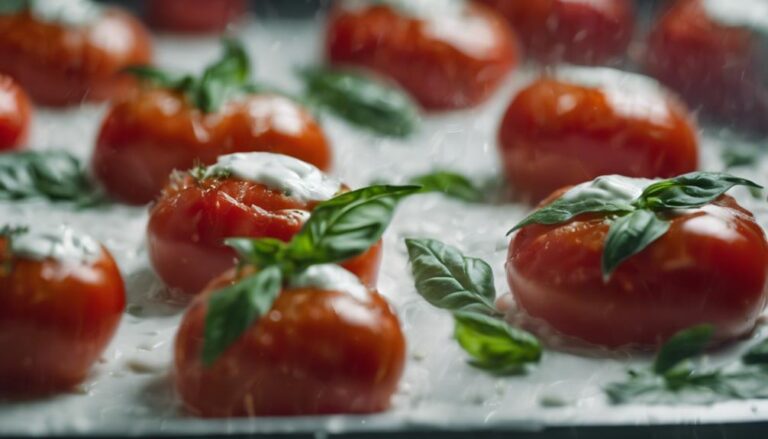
[1,16,768,436]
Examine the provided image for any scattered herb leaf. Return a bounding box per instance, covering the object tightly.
[299,67,419,137]
[722,149,759,169]
[743,339,768,366]
[653,325,714,375]
[409,171,484,203]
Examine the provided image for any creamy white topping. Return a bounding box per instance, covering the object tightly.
[560,175,653,203]
[10,226,101,263]
[29,0,102,27]
[553,67,673,125]
[342,0,466,20]
[203,152,341,203]
[288,264,369,301]
[703,0,768,34]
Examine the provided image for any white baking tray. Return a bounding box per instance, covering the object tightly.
[1,14,768,437]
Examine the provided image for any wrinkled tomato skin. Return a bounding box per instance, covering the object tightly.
[0,74,31,151]
[0,244,126,395]
[644,0,768,132]
[326,3,519,110]
[0,8,151,106]
[477,0,634,65]
[499,77,698,203]
[174,270,405,417]
[147,0,248,33]
[92,89,332,205]
[506,192,768,348]
[148,176,382,295]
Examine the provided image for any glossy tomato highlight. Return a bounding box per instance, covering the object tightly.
[148,173,382,295]
[0,74,31,151]
[0,232,125,395]
[477,0,635,65]
[498,70,699,203]
[506,191,768,348]
[147,0,248,33]
[644,0,768,132]
[92,90,331,205]
[174,269,405,417]
[0,7,151,106]
[326,1,519,110]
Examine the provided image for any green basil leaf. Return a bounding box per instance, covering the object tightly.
[195,39,252,113]
[123,66,194,90]
[287,185,420,267]
[510,197,634,234]
[601,209,670,279]
[224,237,289,269]
[654,325,714,375]
[0,0,27,14]
[202,265,282,366]
[453,311,541,373]
[0,151,104,205]
[409,171,484,203]
[299,67,419,137]
[722,149,759,169]
[743,339,768,365]
[405,238,497,315]
[639,172,762,210]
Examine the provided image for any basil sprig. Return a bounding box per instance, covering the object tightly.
[298,67,419,137]
[409,171,485,203]
[0,151,105,206]
[126,39,257,113]
[405,238,541,374]
[201,185,419,366]
[607,326,768,404]
[510,172,761,280]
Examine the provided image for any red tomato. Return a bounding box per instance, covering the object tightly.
[0,7,152,106]
[326,1,519,110]
[91,89,332,205]
[498,71,698,203]
[174,268,405,417]
[644,0,768,132]
[148,173,382,295]
[0,74,31,151]
[0,235,125,394]
[147,0,248,33]
[477,0,635,65]
[506,190,768,348]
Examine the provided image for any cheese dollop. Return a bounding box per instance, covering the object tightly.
[29,0,103,27]
[288,264,369,302]
[10,226,101,263]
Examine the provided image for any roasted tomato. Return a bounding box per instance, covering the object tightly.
[174,265,406,417]
[0,228,125,395]
[92,89,331,205]
[0,74,31,151]
[499,69,698,203]
[506,188,768,348]
[326,0,519,110]
[477,0,635,65]
[147,153,382,295]
[644,0,768,132]
[0,4,152,106]
[147,0,248,33]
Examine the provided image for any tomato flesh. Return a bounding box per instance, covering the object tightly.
[506,192,768,348]
[174,270,405,417]
[92,89,331,205]
[0,8,151,106]
[499,73,699,203]
[477,0,634,65]
[0,74,31,151]
[326,2,519,110]
[148,175,382,295]
[147,0,248,33]
[0,243,125,395]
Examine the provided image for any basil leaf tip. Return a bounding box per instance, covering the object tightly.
[653,324,714,375]
[601,209,670,281]
[408,171,485,203]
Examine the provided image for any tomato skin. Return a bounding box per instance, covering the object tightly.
[0,243,125,395]
[507,192,768,348]
[0,8,151,106]
[498,76,698,203]
[147,0,248,33]
[326,2,519,110]
[174,270,405,417]
[148,175,382,295]
[644,0,768,131]
[92,89,332,205]
[0,74,31,151]
[477,0,634,65]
